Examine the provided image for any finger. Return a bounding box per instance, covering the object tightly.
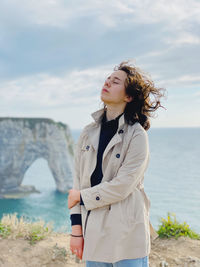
[72,249,76,255]
[68,199,72,209]
[79,247,83,259]
[77,249,81,259]
[80,248,83,259]
[70,247,75,254]
[68,200,75,209]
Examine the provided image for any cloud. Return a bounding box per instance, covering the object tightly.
[0,0,199,128]
[153,74,200,89]
[0,0,132,28]
[1,0,200,28]
[0,62,198,112]
[165,32,200,46]
[0,0,200,80]
[0,65,113,109]
[0,62,199,128]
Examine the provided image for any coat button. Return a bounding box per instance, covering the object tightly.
[118,129,124,134]
[116,153,120,158]
[96,196,100,201]
[86,145,90,150]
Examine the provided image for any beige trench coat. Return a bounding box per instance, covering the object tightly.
[70,108,158,263]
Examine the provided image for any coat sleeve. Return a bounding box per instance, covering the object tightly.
[80,127,150,211]
[69,127,87,217]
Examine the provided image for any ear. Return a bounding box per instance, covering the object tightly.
[125,95,133,103]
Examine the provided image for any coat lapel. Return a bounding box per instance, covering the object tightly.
[86,108,104,151]
[102,128,122,162]
[87,108,125,161]
[87,125,101,152]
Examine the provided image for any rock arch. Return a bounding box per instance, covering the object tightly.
[0,117,74,198]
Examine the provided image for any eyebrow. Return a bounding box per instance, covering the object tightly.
[108,76,122,81]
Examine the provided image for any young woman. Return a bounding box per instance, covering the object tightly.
[68,61,165,266]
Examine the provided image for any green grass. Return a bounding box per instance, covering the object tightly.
[0,213,53,244]
[26,224,51,245]
[52,243,67,261]
[1,212,200,244]
[157,212,200,240]
[0,222,11,238]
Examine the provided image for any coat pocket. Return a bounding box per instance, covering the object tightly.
[119,190,146,227]
[80,143,92,162]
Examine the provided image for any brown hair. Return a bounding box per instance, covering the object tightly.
[104,61,166,131]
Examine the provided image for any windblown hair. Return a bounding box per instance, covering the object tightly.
[104,61,166,131]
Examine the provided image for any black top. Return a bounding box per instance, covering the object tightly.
[70,110,124,226]
[90,111,123,187]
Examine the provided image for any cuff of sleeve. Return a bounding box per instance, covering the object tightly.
[70,214,82,226]
[80,187,105,210]
[69,202,81,216]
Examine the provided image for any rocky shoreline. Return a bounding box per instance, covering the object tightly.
[0,185,40,199]
[0,233,200,266]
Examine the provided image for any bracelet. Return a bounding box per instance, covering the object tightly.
[70,234,83,237]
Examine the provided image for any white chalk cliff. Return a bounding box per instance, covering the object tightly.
[0,117,74,198]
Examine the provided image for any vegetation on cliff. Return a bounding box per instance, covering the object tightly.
[1,212,199,244]
[0,213,53,244]
[157,212,200,240]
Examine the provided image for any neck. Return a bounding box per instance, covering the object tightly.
[105,105,125,121]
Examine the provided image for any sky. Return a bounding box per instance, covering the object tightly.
[0,0,200,130]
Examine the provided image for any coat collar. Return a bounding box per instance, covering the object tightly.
[91,107,125,129]
[88,108,126,160]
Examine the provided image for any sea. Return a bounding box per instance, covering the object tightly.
[0,127,200,234]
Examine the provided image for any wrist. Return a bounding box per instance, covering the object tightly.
[72,225,83,235]
[70,234,83,237]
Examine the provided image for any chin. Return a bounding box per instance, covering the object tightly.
[100,95,106,102]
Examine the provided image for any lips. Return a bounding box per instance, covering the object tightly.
[102,88,109,93]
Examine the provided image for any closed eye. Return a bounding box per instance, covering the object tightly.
[105,76,121,84]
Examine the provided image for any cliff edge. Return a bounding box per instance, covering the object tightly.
[0,234,199,266]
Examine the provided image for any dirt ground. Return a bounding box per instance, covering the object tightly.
[0,233,200,267]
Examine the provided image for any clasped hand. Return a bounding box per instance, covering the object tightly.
[68,189,81,209]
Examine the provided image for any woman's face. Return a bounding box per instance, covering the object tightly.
[101,70,131,106]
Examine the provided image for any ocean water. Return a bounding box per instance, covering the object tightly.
[0,127,199,234]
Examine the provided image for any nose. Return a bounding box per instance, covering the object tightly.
[105,78,111,87]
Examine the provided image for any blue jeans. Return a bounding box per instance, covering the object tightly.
[86,256,149,267]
